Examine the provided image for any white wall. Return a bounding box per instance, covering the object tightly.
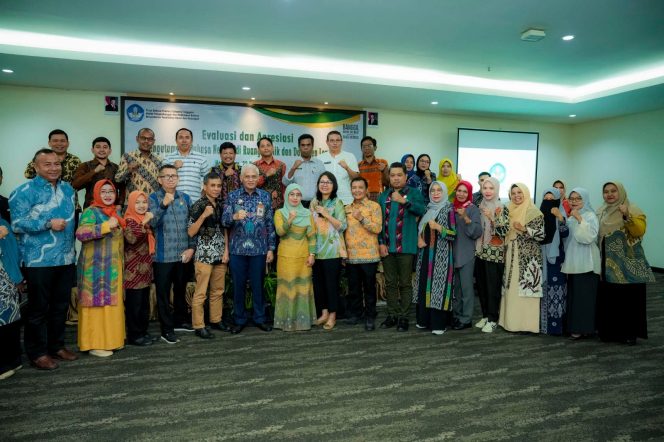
[569,108,663,267]
[0,85,660,266]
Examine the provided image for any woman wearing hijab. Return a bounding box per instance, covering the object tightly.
[539,188,568,336]
[412,181,456,335]
[401,154,416,180]
[274,184,317,331]
[596,182,654,345]
[560,187,600,340]
[123,190,156,346]
[451,181,482,330]
[438,158,461,201]
[499,183,545,333]
[553,180,572,216]
[407,154,436,204]
[76,180,126,357]
[474,177,509,333]
[0,220,23,379]
[310,172,347,330]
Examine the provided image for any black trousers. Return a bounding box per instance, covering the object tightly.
[153,262,188,334]
[346,262,378,319]
[23,265,75,360]
[125,287,150,341]
[475,258,504,323]
[0,321,22,372]
[313,258,341,315]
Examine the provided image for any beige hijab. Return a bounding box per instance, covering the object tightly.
[506,183,541,241]
[597,181,644,241]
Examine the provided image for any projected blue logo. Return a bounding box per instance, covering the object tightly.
[489,163,506,182]
[126,104,145,122]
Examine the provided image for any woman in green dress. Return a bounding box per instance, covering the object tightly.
[273,184,317,331]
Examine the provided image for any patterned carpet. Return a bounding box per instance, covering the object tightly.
[2,275,663,441]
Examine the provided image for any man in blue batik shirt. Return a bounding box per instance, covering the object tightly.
[222,163,275,334]
[9,148,78,371]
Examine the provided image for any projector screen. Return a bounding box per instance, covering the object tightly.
[457,128,539,201]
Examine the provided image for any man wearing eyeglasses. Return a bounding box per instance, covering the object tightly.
[115,128,163,206]
[148,164,196,344]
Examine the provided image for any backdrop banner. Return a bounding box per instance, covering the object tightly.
[122,98,365,168]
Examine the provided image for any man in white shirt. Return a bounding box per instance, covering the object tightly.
[164,128,209,201]
[317,131,359,205]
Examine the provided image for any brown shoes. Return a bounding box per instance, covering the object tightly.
[52,348,79,361]
[30,355,59,371]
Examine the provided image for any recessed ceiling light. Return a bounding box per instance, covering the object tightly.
[569,114,577,118]
[562,35,575,41]
[324,101,328,105]
[431,101,438,105]
[168,92,174,96]
[242,86,251,91]
[251,97,255,100]
[2,68,13,74]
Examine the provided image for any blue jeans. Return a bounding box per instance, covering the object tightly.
[230,254,266,325]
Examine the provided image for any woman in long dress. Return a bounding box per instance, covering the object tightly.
[561,187,600,340]
[274,184,317,331]
[310,172,347,330]
[539,187,568,335]
[474,177,509,333]
[76,180,126,357]
[596,181,653,345]
[412,181,456,335]
[499,183,545,333]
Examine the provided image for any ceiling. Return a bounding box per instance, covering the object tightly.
[1,0,663,124]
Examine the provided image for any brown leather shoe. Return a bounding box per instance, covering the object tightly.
[30,355,59,371]
[52,348,79,361]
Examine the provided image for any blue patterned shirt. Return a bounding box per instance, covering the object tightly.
[148,188,195,263]
[222,188,276,256]
[9,176,76,267]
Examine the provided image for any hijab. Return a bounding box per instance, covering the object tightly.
[506,182,541,242]
[401,154,415,178]
[438,158,459,200]
[90,179,126,228]
[539,187,565,264]
[477,177,503,251]
[452,180,473,210]
[415,154,432,178]
[124,190,156,255]
[597,181,643,241]
[568,187,594,215]
[279,183,311,227]
[418,181,450,233]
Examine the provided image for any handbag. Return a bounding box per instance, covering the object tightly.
[603,230,655,284]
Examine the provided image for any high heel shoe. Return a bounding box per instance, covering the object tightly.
[323,320,336,331]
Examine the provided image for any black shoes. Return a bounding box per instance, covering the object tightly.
[174,323,194,332]
[230,324,245,335]
[195,328,214,339]
[129,336,153,346]
[396,317,409,332]
[209,322,229,332]
[380,316,398,329]
[257,323,273,332]
[365,318,375,331]
[161,333,180,344]
[453,322,472,331]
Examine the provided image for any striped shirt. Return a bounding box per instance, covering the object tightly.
[164,150,209,202]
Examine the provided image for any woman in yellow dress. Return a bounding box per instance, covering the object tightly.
[273,184,317,331]
[76,179,126,357]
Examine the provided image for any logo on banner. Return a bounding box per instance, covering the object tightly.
[489,163,506,182]
[127,104,145,122]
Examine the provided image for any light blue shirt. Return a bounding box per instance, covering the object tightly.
[282,157,325,202]
[561,211,601,275]
[164,149,209,202]
[9,176,76,267]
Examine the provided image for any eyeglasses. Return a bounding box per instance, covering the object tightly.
[159,174,178,180]
[139,136,155,142]
[100,190,116,196]
[419,159,431,163]
[319,181,332,185]
[568,197,583,202]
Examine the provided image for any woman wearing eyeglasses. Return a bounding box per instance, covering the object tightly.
[310,172,347,330]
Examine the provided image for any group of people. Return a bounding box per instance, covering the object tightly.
[0,127,654,380]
